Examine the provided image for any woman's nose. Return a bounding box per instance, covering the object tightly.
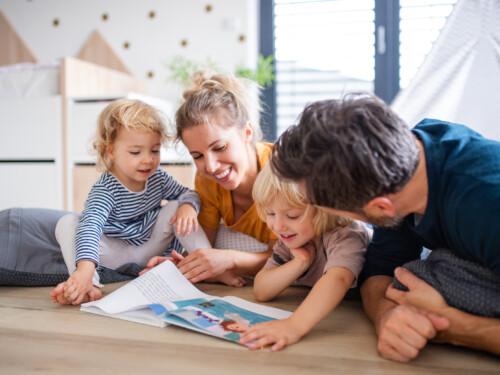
[205,154,219,173]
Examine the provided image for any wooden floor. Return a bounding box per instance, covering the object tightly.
[1,281,499,375]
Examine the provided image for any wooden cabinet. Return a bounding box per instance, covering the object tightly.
[0,96,64,209]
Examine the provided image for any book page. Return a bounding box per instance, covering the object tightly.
[163,298,292,344]
[81,261,208,315]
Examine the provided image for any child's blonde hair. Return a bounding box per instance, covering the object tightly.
[253,162,352,236]
[92,99,169,172]
[175,69,263,144]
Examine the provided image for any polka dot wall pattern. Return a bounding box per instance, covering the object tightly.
[3,1,256,101]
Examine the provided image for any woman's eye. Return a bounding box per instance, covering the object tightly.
[192,154,203,160]
[266,212,275,216]
[130,151,140,155]
[152,149,160,153]
[214,145,226,152]
[287,215,299,220]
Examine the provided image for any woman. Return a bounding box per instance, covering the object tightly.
[144,70,277,285]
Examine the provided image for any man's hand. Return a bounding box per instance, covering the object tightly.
[386,267,449,312]
[375,303,450,362]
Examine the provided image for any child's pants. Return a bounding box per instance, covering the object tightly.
[55,201,212,286]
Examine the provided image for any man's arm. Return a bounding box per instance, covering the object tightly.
[386,267,500,355]
[360,274,449,363]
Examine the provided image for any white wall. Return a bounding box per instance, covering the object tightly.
[0,0,259,103]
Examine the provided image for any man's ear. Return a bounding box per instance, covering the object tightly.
[364,196,396,217]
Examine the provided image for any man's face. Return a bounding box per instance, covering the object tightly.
[318,206,403,227]
[298,180,403,227]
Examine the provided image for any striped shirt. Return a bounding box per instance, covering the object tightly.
[75,168,200,265]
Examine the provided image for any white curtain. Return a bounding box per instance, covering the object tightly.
[391,0,500,141]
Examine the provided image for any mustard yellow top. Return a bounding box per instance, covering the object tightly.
[195,142,277,244]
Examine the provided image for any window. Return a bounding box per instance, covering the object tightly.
[261,0,458,139]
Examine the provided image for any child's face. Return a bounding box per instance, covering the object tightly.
[107,127,161,192]
[265,196,316,249]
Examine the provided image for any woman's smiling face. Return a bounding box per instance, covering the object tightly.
[181,116,254,191]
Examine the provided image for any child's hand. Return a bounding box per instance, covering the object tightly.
[239,318,305,351]
[139,251,185,275]
[169,203,199,236]
[62,261,95,305]
[290,240,317,268]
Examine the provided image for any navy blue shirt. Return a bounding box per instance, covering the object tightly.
[360,119,500,284]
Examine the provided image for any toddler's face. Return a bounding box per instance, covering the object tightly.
[265,196,316,249]
[107,127,161,192]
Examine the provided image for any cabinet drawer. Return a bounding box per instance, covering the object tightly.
[0,97,61,159]
[0,162,62,209]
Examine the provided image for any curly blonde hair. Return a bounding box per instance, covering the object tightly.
[252,162,352,236]
[92,99,169,172]
[175,70,262,144]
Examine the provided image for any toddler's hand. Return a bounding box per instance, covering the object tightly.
[62,267,95,305]
[169,203,199,236]
[239,318,304,351]
[290,240,316,268]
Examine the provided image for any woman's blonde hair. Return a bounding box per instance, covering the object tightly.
[92,99,169,172]
[175,70,263,144]
[252,162,352,236]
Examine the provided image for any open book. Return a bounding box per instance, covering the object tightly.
[81,261,291,344]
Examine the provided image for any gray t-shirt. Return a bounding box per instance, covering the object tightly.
[263,221,372,288]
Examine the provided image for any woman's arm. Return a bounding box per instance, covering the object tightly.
[177,248,273,283]
[240,266,354,350]
[176,230,275,283]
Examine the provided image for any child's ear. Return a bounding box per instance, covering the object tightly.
[105,143,115,161]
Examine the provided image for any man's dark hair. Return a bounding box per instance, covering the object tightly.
[271,93,420,211]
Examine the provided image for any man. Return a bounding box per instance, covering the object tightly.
[271,93,500,362]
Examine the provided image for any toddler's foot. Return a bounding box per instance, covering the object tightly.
[50,283,103,305]
[206,270,247,287]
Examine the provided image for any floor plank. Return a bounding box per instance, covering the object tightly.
[0,282,498,374]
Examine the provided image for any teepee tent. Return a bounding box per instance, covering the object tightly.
[391,0,500,141]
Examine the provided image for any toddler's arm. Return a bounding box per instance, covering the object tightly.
[253,241,316,301]
[240,266,355,350]
[169,203,199,236]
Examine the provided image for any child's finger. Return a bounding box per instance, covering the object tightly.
[271,338,287,351]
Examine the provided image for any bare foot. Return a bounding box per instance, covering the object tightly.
[206,270,247,287]
[50,283,103,305]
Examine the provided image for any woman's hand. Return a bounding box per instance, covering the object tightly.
[169,203,199,236]
[139,251,184,276]
[177,248,235,283]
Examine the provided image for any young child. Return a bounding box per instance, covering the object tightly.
[50,99,212,305]
[239,163,372,350]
